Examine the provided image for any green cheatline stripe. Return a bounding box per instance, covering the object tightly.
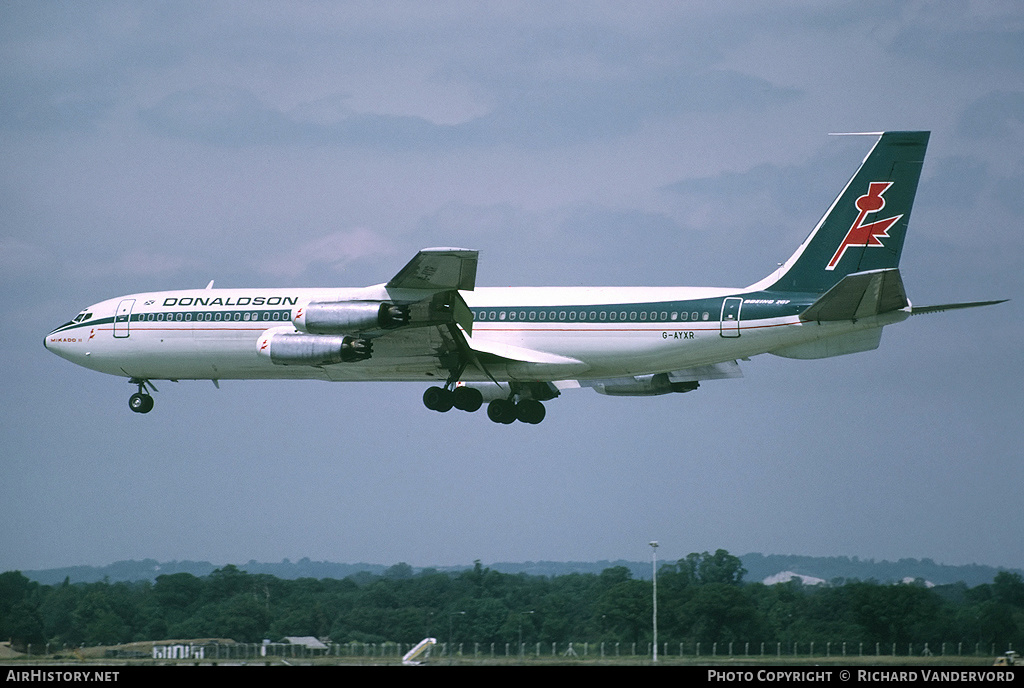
[49,291,819,334]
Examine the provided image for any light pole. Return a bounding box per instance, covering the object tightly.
[649,541,659,664]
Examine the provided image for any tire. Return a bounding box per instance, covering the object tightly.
[452,386,483,412]
[516,399,545,424]
[487,399,516,424]
[129,393,153,414]
[422,386,454,412]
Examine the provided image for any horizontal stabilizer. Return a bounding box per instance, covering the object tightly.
[911,299,1008,315]
[800,268,908,322]
[387,248,478,291]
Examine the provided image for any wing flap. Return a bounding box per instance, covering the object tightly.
[566,360,743,396]
[668,360,744,382]
[466,336,585,366]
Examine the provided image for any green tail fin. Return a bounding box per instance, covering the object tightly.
[755,131,929,293]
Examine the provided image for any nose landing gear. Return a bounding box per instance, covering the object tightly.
[128,378,156,414]
[129,393,154,413]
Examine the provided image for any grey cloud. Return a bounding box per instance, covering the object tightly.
[411,202,690,286]
[993,163,1024,215]
[660,145,855,219]
[917,156,990,208]
[138,86,301,147]
[139,69,797,149]
[463,71,798,147]
[890,27,1024,71]
[7,4,803,144]
[253,228,396,279]
[0,81,111,132]
[0,4,179,132]
[139,85,466,148]
[957,91,1024,139]
[0,237,52,282]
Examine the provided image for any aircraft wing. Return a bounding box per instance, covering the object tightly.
[285,248,480,380]
[382,248,477,336]
[326,247,583,382]
[380,247,584,378]
[322,317,468,381]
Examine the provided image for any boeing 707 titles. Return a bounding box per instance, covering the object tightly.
[45,131,1005,424]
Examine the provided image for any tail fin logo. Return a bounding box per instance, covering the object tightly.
[826,181,903,271]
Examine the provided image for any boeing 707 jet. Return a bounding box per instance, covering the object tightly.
[45,131,1004,424]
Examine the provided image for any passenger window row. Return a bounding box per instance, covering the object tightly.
[471,309,711,322]
[134,310,292,323]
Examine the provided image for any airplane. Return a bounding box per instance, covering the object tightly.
[45,131,1005,424]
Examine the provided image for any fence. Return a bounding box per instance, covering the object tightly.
[17,639,1015,661]
[139,639,1013,661]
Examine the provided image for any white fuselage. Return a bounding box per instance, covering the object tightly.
[43,285,907,384]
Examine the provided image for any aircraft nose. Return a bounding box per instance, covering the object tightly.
[44,328,63,356]
[44,322,79,361]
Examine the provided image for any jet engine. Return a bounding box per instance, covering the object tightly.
[257,328,372,365]
[293,301,410,335]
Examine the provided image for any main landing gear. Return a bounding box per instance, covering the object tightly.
[485,397,545,425]
[128,378,156,414]
[423,385,482,413]
[422,385,547,424]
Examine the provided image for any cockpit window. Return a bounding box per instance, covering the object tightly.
[73,312,93,323]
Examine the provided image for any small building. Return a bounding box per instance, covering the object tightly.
[153,644,204,659]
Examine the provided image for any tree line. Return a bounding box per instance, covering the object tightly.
[1,550,1021,651]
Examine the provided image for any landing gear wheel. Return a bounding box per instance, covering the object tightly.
[452,386,483,412]
[129,393,154,414]
[487,399,517,424]
[423,386,454,412]
[515,399,546,424]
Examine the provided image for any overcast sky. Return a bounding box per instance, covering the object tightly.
[2,2,1022,575]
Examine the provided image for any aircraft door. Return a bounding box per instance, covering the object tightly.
[114,299,135,338]
[720,297,742,338]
